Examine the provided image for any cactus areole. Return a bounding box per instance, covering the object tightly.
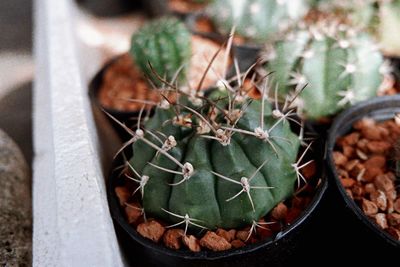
[264,20,384,120]
[128,87,301,231]
[130,17,192,86]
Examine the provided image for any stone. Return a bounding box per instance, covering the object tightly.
[0,129,31,266]
[199,231,232,251]
[182,235,201,252]
[137,220,165,243]
[163,229,184,250]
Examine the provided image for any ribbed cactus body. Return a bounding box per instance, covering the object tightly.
[207,0,310,44]
[129,95,300,230]
[265,24,383,119]
[130,17,192,86]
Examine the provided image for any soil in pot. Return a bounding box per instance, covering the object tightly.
[333,116,400,242]
[168,0,209,15]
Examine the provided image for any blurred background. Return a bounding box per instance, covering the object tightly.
[0,0,33,164]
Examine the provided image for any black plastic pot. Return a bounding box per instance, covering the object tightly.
[107,141,329,266]
[75,0,142,17]
[143,0,208,18]
[142,0,169,18]
[326,95,400,261]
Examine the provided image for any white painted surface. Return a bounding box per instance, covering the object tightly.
[33,0,124,266]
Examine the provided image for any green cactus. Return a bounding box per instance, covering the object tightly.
[264,20,384,120]
[130,17,192,86]
[126,84,303,231]
[207,0,310,44]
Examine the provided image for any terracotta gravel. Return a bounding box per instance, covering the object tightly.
[333,117,400,241]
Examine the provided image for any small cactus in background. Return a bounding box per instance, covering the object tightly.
[374,0,400,57]
[117,72,312,232]
[263,19,385,120]
[207,0,310,44]
[316,0,400,57]
[130,17,192,86]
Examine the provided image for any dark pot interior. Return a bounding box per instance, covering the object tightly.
[326,95,400,261]
[107,139,329,267]
[76,0,142,17]
[142,0,169,18]
[143,0,203,18]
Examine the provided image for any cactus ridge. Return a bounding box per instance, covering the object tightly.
[263,18,384,119]
[119,72,310,231]
[130,17,192,86]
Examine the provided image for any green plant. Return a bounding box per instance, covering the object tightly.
[263,19,385,120]
[207,0,310,44]
[130,17,192,86]
[116,76,310,233]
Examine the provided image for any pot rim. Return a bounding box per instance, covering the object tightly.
[326,95,400,248]
[107,149,328,261]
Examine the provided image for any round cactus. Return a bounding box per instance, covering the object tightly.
[125,84,303,231]
[264,19,384,120]
[207,0,310,44]
[130,17,192,86]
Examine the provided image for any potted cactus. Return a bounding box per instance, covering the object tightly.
[326,95,400,260]
[90,16,231,135]
[107,64,328,266]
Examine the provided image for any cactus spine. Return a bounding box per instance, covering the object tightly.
[130,17,192,86]
[264,19,384,119]
[207,0,310,44]
[125,79,305,231]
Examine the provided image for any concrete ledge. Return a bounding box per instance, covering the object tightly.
[33,0,123,266]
